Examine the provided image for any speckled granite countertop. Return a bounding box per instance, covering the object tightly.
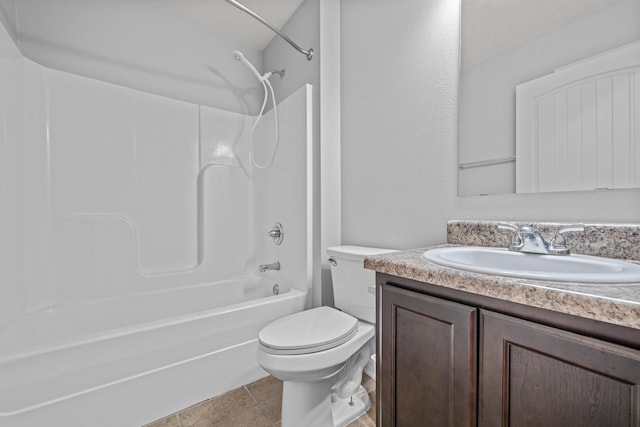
[364,220,640,331]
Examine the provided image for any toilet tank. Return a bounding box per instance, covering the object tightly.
[327,246,397,324]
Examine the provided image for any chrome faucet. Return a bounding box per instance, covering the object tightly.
[497,222,584,255]
[259,262,281,272]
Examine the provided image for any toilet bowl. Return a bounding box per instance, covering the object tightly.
[256,246,396,427]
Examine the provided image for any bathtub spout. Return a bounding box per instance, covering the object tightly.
[259,262,281,272]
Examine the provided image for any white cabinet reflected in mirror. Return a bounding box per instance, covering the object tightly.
[458,0,640,196]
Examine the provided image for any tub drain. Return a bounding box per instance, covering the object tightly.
[272,284,280,295]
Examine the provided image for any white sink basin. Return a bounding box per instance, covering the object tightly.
[422,246,640,284]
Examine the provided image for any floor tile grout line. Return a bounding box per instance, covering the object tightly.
[244,383,281,427]
[175,412,184,427]
[242,385,275,426]
[243,385,259,405]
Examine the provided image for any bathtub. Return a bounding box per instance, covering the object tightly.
[0,276,306,427]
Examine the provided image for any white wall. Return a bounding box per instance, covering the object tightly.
[341,0,640,251]
[13,0,263,113]
[341,0,460,249]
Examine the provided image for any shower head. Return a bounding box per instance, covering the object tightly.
[232,50,263,82]
[232,50,245,61]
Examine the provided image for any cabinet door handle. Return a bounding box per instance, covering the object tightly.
[368,286,376,295]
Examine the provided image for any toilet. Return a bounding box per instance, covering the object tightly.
[256,245,396,427]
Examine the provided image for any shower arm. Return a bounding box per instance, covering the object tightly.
[224,0,314,61]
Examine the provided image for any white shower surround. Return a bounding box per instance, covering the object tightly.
[0,19,313,427]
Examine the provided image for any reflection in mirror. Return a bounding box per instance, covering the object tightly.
[458,0,640,196]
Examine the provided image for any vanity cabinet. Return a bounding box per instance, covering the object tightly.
[379,284,477,426]
[378,275,640,427]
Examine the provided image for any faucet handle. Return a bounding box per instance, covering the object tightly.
[497,222,524,250]
[497,222,519,233]
[556,224,585,235]
[549,224,584,255]
[267,222,284,245]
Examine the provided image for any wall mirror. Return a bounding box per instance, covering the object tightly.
[458,0,640,196]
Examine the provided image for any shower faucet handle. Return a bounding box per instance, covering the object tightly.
[267,222,284,245]
[267,229,281,238]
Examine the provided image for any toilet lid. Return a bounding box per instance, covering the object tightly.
[259,306,359,355]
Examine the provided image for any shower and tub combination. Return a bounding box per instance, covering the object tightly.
[0,2,314,426]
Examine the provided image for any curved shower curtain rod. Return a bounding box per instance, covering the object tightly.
[224,0,314,60]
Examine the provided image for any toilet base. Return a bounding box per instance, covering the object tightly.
[281,381,370,427]
[281,377,334,427]
[332,385,371,427]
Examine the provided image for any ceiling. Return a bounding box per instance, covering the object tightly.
[143,0,306,50]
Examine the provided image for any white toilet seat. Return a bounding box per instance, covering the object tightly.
[256,320,375,383]
[259,306,359,355]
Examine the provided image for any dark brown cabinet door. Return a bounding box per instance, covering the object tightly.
[379,284,477,427]
[480,310,640,427]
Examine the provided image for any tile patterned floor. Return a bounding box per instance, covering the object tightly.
[145,374,376,427]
